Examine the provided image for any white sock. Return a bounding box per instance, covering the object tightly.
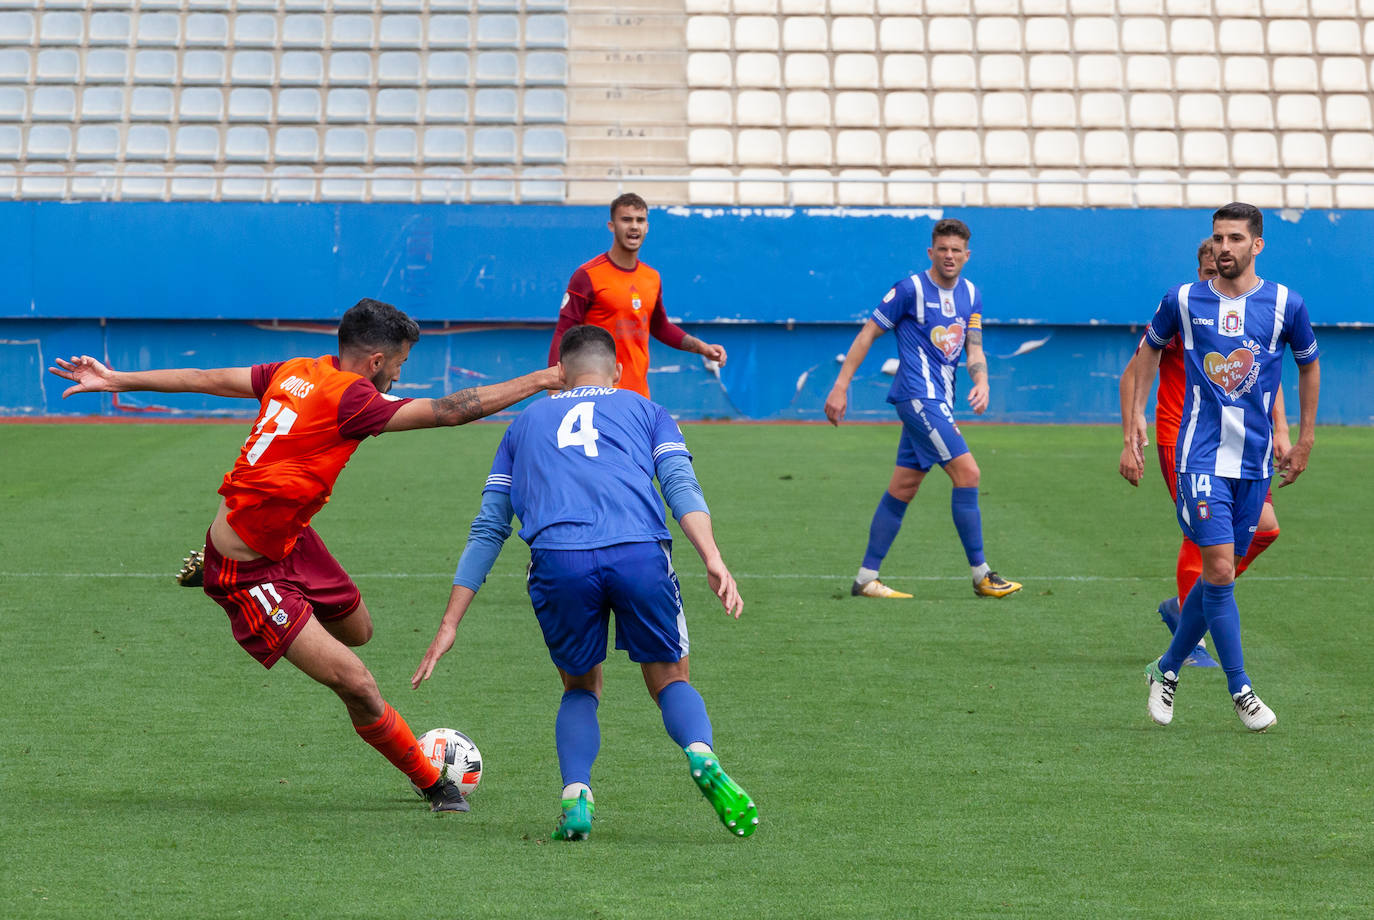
[1196,636,1209,651]
[685,741,712,754]
[561,782,592,803]
[971,562,991,582]
[856,566,880,585]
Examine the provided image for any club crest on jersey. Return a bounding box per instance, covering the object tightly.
[1196,501,1210,520]
[1220,306,1245,337]
[930,323,965,359]
[629,285,642,312]
[940,296,956,318]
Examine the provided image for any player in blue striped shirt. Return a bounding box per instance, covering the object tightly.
[825,218,1022,600]
[1125,202,1321,731]
[412,325,757,841]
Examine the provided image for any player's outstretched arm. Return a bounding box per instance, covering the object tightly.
[385,365,563,431]
[411,585,478,689]
[680,334,728,367]
[49,355,255,399]
[678,510,743,618]
[825,319,885,426]
[964,329,990,415]
[1276,358,1319,487]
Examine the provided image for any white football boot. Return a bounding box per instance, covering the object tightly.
[1232,685,1277,732]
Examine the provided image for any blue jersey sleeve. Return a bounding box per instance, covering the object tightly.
[453,490,515,592]
[1286,295,1320,365]
[483,426,515,495]
[1144,289,1179,349]
[657,454,709,521]
[649,404,692,467]
[871,277,910,331]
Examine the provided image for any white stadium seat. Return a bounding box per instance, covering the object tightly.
[737,168,785,206]
[929,53,976,89]
[1034,129,1081,166]
[1032,92,1078,127]
[982,92,1028,127]
[883,54,927,89]
[1267,20,1313,53]
[832,18,878,52]
[1272,56,1319,91]
[786,129,832,165]
[687,16,730,50]
[784,53,830,88]
[1178,93,1223,127]
[1227,94,1275,128]
[1036,169,1086,207]
[1121,18,1168,52]
[837,168,886,206]
[735,17,780,51]
[834,53,880,89]
[885,130,933,166]
[1081,92,1126,126]
[933,91,978,127]
[1321,57,1369,92]
[1326,94,1373,129]
[1277,94,1323,128]
[880,18,924,52]
[1281,132,1329,167]
[1133,131,1179,167]
[927,17,973,51]
[783,18,828,51]
[786,90,830,126]
[1073,18,1118,52]
[1224,57,1271,92]
[1263,0,1309,13]
[688,128,733,165]
[980,54,1025,89]
[1232,132,1281,168]
[1331,133,1374,168]
[984,130,1031,166]
[934,130,981,165]
[976,18,1022,52]
[1126,55,1173,90]
[836,129,882,165]
[834,91,880,127]
[1084,129,1131,166]
[1235,170,1285,208]
[1170,19,1215,53]
[1024,17,1070,51]
[885,92,929,127]
[1182,131,1229,167]
[737,90,782,126]
[736,128,782,165]
[1175,56,1222,90]
[1129,93,1175,128]
[736,53,782,87]
[1077,54,1124,89]
[688,90,732,125]
[1218,19,1266,54]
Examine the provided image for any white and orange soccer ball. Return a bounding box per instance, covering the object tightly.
[410,728,483,797]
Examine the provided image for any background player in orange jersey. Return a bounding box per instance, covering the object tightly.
[50,298,561,813]
[1118,240,1288,666]
[547,192,729,399]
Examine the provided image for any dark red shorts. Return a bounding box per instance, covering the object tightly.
[203,526,361,668]
[1158,444,1274,506]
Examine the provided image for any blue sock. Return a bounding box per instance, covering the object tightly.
[950,487,986,567]
[1160,579,1209,674]
[861,491,909,572]
[1200,580,1251,695]
[657,680,713,750]
[554,688,600,787]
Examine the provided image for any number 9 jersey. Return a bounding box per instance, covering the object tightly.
[484,385,693,549]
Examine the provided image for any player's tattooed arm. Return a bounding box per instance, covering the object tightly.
[965,329,987,380]
[432,387,484,426]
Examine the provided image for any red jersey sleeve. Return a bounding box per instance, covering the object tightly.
[648,289,687,349]
[251,362,285,399]
[337,379,413,439]
[548,267,595,365]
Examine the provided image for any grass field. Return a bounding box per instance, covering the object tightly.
[2,421,1371,919]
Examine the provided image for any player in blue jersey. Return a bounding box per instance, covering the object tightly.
[824,218,1022,600]
[1126,202,1320,731]
[411,324,757,841]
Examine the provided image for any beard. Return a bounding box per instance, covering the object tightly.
[1217,252,1250,278]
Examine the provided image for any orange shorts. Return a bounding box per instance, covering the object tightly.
[202,526,361,668]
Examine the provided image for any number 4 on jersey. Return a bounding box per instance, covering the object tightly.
[557,401,600,457]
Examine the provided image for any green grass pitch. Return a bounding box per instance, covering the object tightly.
[1,421,1370,919]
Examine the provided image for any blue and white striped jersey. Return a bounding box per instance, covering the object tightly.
[484,385,692,549]
[1145,278,1319,480]
[871,270,983,407]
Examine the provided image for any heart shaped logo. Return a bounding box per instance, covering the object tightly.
[1204,348,1255,394]
[930,324,964,359]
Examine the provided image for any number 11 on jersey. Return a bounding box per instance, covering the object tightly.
[557,401,601,457]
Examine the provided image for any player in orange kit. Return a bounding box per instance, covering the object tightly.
[50,298,561,812]
[1118,239,1288,665]
[547,192,729,398]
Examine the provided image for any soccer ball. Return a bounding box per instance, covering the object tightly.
[411,728,483,796]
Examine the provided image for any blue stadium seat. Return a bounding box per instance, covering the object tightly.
[182,50,227,84]
[31,86,75,121]
[329,52,373,85]
[76,125,119,159]
[426,52,470,85]
[0,87,26,121]
[180,88,224,122]
[520,167,567,202]
[379,16,422,48]
[427,16,471,48]
[283,15,325,48]
[228,88,272,122]
[423,127,467,162]
[523,88,568,122]
[477,14,520,48]
[37,49,80,83]
[281,52,324,85]
[522,127,566,163]
[171,166,218,201]
[186,13,228,47]
[175,125,221,161]
[88,12,131,45]
[524,52,568,85]
[378,51,421,85]
[321,167,367,201]
[277,88,322,122]
[124,124,170,160]
[420,168,466,203]
[0,12,34,46]
[39,11,83,44]
[0,126,21,159]
[469,167,516,202]
[234,14,278,47]
[324,128,368,162]
[130,86,175,121]
[474,88,518,123]
[525,16,569,49]
[424,89,469,122]
[475,52,519,85]
[0,51,31,82]
[331,15,375,49]
[231,51,276,85]
[84,49,129,83]
[136,13,180,47]
[373,127,418,162]
[472,126,516,162]
[80,87,125,121]
[270,167,316,203]
[370,168,417,201]
[525,0,570,11]
[476,0,520,11]
[326,89,371,122]
[221,166,268,200]
[225,126,270,162]
[275,127,320,162]
[376,88,420,123]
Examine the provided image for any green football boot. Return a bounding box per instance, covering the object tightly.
[551,789,594,841]
[686,749,758,838]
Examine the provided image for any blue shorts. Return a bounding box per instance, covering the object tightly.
[526,541,689,676]
[893,398,971,472]
[1175,473,1270,555]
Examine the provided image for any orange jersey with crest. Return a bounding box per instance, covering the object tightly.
[547,254,687,399]
[1154,335,1186,448]
[218,355,411,560]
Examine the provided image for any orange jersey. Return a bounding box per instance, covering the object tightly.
[547,254,686,398]
[1154,335,1186,449]
[218,355,411,560]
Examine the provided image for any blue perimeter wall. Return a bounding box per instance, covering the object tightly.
[3,203,1371,423]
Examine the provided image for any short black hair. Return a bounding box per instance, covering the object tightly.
[610,192,648,219]
[1213,202,1262,238]
[932,218,970,244]
[1196,237,1215,264]
[559,324,617,364]
[337,298,420,355]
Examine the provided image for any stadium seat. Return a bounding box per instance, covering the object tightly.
[780,0,826,11]
[136,12,180,46]
[168,166,216,201]
[469,167,516,203]
[787,168,836,206]
[1232,131,1281,167]
[281,52,324,86]
[1217,19,1265,53]
[1083,129,1131,166]
[1312,0,1358,14]
[379,16,423,49]
[736,168,786,206]
[1081,92,1126,127]
[378,52,421,85]
[475,52,519,85]
[836,0,879,13]
[929,54,976,89]
[427,88,470,123]
[737,128,783,165]
[1277,94,1323,128]
[1281,132,1329,167]
[1134,168,1183,206]
[225,126,270,162]
[837,168,886,206]
[275,127,320,162]
[119,170,170,201]
[736,53,782,87]
[1170,20,1216,53]
[270,168,316,203]
[737,90,782,126]
[927,17,973,51]
[1335,173,1374,210]
[1083,168,1134,206]
[229,88,272,122]
[688,53,733,88]
[1121,17,1167,52]
[0,87,25,123]
[332,15,376,49]
[329,53,373,86]
[523,127,567,163]
[523,88,565,122]
[1133,130,1179,166]
[84,50,128,84]
[474,88,518,123]
[736,17,780,51]
[183,51,227,84]
[786,90,830,125]
[1216,0,1264,11]
[1027,54,1074,89]
[31,87,74,122]
[836,129,882,165]
[1321,57,1369,92]
[1228,94,1275,128]
[1031,92,1077,127]
[375,126,420,162]
[327,89,370,122]
[1331,133,1374,168]
[1025,17,1070,51]
[81,87,125,121]
[688,90,731,125]
[1127,55,1173,90]
[933,91,978,127]
[1327,95,1373,129]
[131,86,174,121]
[478,0,522,10]
[234,14,277,47]
[88,12,131,45]
[1177,93,1221,127]
[1034,168,1085,206]
[886,168,934,206]
[983,92,1028,127]
[283,15,326,48]
[1224,56,1271,91]
[1272,56,1319,92]
[1077,54,1124,89]
[477,14,520,48]
[76,125,118,160]
[1182,131,1228,167]
[520,167,567,204]
[1073,17,1118,51]
[0,12,34,45]
[1023,0,1070,13]
[979,54,1025,89]
[427,53,471,86]
[422,127,467,162]
[0,127,20,159]
[973,0,1020,10]
[37,49,80,83]
[186,13,228,46]
[231,51,275,85]
[934,130,981,165]
[984,169,1034,206]
[180,88,225,122]
[1236,170,1286,207]
[221,166,268,201]
[1183,170,1234,208]
[885,129,934,166]
[689,128,733,164]
[1283,172,1334,208]
[1267,20,1313,53]
[786,129,832,165]
[976,18,1021,51]
[884,54,928,88]
[376,89,419,123]
[885,91,929,127]
[687,167,734,206]
[427,16,471,48]
[124,124,169,160]
[1175,56,1221,90]
[525,52,568,85]
[784,53,830,88]
[419,167,465,204]
[320,167,366,202]
[1132,93,1176,127]
[1263,0,1309,15]
[935,169,987,206]
[1033,129,1081,166]
[835,91,880,127]
[175,125,221,161]
[984,129,1031,166]
[833,17,878,51]
[783,17,828,51]
[526,15,570,49]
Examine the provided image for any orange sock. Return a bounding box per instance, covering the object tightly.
[1237,527,1280,576]
[1175,538,1203,601]
[355,702,441,789]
